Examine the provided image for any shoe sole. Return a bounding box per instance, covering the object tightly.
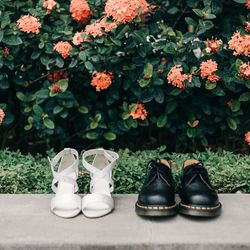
[178,202,222,217]
[135,202,178,217]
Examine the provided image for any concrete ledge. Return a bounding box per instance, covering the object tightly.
[0,194,250,250]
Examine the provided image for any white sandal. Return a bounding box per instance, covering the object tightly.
[82,148,119,218]
[49,148,81,218]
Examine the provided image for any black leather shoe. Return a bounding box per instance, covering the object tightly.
[179,160,222,217]
[135,159,177,217]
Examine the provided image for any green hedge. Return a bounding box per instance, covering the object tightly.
[0,147,249,194]
[1,0,250,151]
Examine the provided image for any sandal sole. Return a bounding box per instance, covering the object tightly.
[178,202,222,217]
[135,202,178,217]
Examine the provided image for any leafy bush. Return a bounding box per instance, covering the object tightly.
[0,147,250,194]
[0,0,250,150]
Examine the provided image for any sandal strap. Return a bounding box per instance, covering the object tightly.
[51,193,82,211]
[49,148,79,193]
[82,148,119,193]
[82,193,114,210]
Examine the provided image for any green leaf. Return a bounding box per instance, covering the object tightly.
[79,51,87,61]
[16,92,26,102]
[169,88,183,96]
[205,82,217,90]
[85,61,94,71]
[43,118,55,129]
[78,106,88,114]
[187,127,196,138]
[103,132,117,141]
[230,100,241,112]
[227,117,237,130]
[36,89,49,99]
[185,17,197,26]
[24,124,32,131]
[33,104,43,116]
[0,30,4,42]
[193,9,204,17]
[53,106,64,114]
[138,78,150,88]
[144,63,153,78]
[166,101,178,114]
[85,131,99,140]
[212,87,225,96]
[3,36,22,46]
[90,121,98,129]
[239,92,250,102]
[232,0,246,3]
[157,115,168,128]
[58,79,68,91]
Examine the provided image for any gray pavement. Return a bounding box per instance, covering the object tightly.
[0,194,249,250]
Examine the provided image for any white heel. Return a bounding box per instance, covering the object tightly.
[49,148,81,218]
[82,148,119,218]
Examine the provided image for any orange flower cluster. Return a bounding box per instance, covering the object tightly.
[0,108,5,125]
[53,41,73,58]
[72,32,85,45]
[91,71,113,91]
[245,132,250,146]
[200,59,221,83]
[105,0,148,23]
[167,65,192,89]
[246,0,250,10]
[17,15,41,34]
[70,0,92,23]
[43,0,57,13]
[51,84,62,94]
[239,62,250,79]
[84,18,118,38]
[205,38,222,53]
[48,70,68,83]
[228,32,250,57]
[130,103,148,120]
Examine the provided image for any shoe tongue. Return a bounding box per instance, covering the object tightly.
[157,159,171,168]
[183,159,200,168]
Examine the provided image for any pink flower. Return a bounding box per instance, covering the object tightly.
[205,38,222,53]
[245,132,250,146]
[207,74,221,83]
[227,101,233,107]
[239,62,250,79]
[91,71,113,91]
[17,15,41,34]
[53,41,73,58]
[43,0,57,13]
[50,84,62,94]
[228,31,250,57]
[84,17,118,38]
[130,103,148,120]
[70,0,92,23]
[246,0,250,10]
[167,65,191,89]
[200,59,220,83]
[243,22,250,33]
[72,32,84,46]
[105,0,149,23]
[0,109,5,125]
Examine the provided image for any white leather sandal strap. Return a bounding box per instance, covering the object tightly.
[82,148,118,174]
[82,194,114,210]
[49,148,79,193]
[51,194,81,211]
[49,148,79,174]
[82,148,118,192]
